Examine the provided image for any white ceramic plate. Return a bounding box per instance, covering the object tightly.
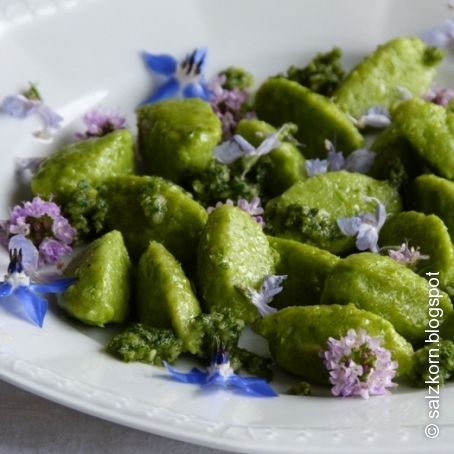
[1,0,454,452]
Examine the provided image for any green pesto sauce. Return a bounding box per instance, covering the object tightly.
[285,47,345,96]
[218,66,254,90]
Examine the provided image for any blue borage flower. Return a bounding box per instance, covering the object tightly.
[164,348,277,397]
[305,140,376,177]
[142,48,210,104]
[237,275,287,317]
[0,84,63,142]
[0,235,75,327]
[337,197,387,253]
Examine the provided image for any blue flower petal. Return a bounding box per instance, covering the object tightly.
[142,78,180,104]
[357,106,391,129]
[364,196,387,229]
[233,135,256,154]
[255,130,281,157]
[261,275,287,300]
[143,52,177,76]
[305,158,329,177]
[200,81,212,101]
[327,150,345,171]
[356,224,379,252]
[0,282,13,297]
[8,235,39,272]
[337,216,363,236]
[37,104,63,131]
[164,362,209,385]
[30,278,76,294]
[13,286,48,328]
[420,20,454,48]
[344,148,376,174]
[213,139,245,164]
[225,374,278,397]
[193,47,208,72]
[182,82,210,101]
[1,95,37,118]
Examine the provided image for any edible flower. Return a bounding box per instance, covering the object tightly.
[0,236,75,327]
[142,48,210,104]
[1,197,76,265]
[207,197,265,228]
[76,108,127,139]
[213,125,288,165]
[353,106,391,129]
[238,274,287,317]
[164,348,277,397]
[15,158,45,182]
[321,329,398,399]
[337,197,387,253]
[305,140,376,177]
[305,158,329,177]
[209,75,255,139]
[343,148,377,173]
[387,241,430,266]
[420,19,454,49]
[0,84,63,141]
[425,85,454,106]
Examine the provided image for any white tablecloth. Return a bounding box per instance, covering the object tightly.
[0,380,230,454]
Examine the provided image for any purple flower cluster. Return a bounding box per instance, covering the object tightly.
[207,197,265,228]
[322,329,398,398]
[76,108,127,139]
[425,86,454,106]
[209,75,255,139]
[388,241,430,266]
[1,197,76,265]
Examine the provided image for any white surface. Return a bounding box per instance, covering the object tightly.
[0,0,454,453]
[0,380,227,454]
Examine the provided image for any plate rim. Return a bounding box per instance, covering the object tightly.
[1,1,454,453]
[1,349,453,454]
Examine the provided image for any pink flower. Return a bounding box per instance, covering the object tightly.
[1,197,76,265]
[321,329,398,399]
[76,108,127,139]
[207,197,265,228]
[209,76,255,139]
[425,86,454,106]
[388,242,430,266]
